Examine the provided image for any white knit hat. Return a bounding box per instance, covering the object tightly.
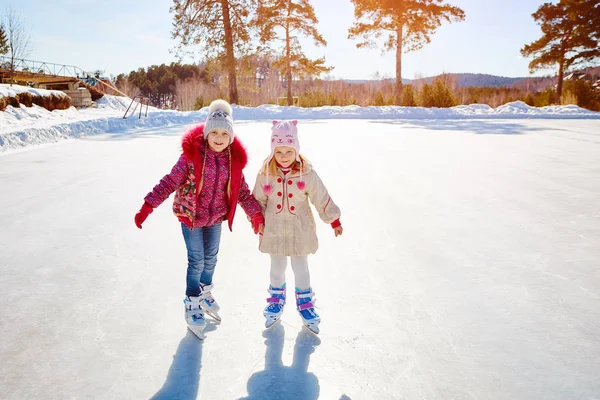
[204,99,234,144]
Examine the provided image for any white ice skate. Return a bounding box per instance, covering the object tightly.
[296,288,320,335]
[199,284,221,322]
[184,296,206,339]
[264,284,286,329]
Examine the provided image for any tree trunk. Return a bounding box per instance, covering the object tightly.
[220,0,238,104]
[286,0,293,106]
[9,43,15,86]
[395,24,404,105]
[556,56,564,105]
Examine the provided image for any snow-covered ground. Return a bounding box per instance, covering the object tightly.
[1,111,599,399]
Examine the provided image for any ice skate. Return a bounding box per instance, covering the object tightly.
[295,288,320,334]
[199,283,221,322]
[264,284,286,328]
[184,295,206,339]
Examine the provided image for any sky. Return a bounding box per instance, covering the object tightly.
[1,0,553,80]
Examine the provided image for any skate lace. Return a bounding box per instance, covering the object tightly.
[199,288,215,303]
[185,298,204,318]
[191,313,204,321]
[186,307,204,320]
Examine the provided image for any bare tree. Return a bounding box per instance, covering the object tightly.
[2,7,32,85]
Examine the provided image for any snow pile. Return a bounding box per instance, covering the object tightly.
[95,95,160,113]
[0,106,202,151]
[238,101,600,120]
[2,91,600,153]
[494,101,590,116]
[95,95,132,111]
[0,83,68,99]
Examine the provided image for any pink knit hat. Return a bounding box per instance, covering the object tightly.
[268,120,300,162]
[263,120,305,194]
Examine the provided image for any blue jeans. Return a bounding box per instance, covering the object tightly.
[181,223,222,296]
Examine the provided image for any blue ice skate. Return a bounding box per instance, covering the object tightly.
[264,284,286,328]
[295,287,320,334]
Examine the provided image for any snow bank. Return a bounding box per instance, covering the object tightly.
[2,93,600,153]
[0,83,67,99]
[239,101,600,119]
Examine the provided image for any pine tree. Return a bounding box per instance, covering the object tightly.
[417,83,435,107]
[521,0,600,104]
[255,0,332,105]
[171,0,255,104]
[348,0,465,105]
[563,78,600,110]
[373,91,385,106]
[401,84,416,106]
[0,24,8,55]
[432,76,457,107]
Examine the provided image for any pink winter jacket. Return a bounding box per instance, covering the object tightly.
[144,124,262,230]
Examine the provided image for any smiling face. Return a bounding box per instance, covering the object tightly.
[273,146,296,168]
[206,128,230,152]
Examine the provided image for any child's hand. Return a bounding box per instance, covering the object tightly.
[251,213,265,235]
[134,202,153,229]
[334,226,343,237]
[331,219,342,237]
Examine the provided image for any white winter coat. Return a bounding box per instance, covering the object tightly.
[252,162,341,256]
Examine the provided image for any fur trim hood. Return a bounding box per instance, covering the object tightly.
[181,123,248,167]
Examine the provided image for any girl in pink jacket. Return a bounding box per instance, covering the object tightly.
[134,100,264,339]
[252,120,343,334]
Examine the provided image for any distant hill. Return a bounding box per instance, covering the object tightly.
[342,67,600,91]
[342,73,543,88]
[411,73,526,88]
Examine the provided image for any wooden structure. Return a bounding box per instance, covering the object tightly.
[0,55,129,108]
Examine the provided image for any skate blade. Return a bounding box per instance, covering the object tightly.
[264,316,281,329]
[205,310,222,322]
[187,326,205,340]
[303,322,320,335]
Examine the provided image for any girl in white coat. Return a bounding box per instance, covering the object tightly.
[252,120,343,334]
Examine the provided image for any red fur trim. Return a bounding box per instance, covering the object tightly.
[181,124,206,160]
[229,137,248,169]
[181,123,248,168]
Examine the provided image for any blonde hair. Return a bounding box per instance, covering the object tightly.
[260,154,308,177]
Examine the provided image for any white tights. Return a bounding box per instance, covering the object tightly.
[269,255,310,290]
